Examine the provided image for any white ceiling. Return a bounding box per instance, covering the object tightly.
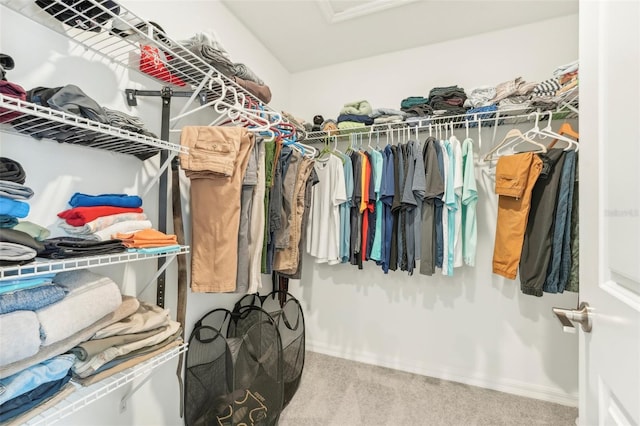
[221,0,578,73]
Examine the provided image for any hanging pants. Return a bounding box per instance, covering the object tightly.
[180,126,255,293]
[492,152,542,279]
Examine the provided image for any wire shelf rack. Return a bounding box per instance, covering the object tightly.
[0,0,275,113]
[0,245,190,279]
[23,343,188,426]
[0,94,186,158]
[304,96,579,142]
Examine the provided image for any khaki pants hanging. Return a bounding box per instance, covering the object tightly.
[180,126,255,293]
[492,152,542,279]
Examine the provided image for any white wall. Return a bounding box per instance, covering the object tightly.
[0,1,289,424]
[287,14,581,406]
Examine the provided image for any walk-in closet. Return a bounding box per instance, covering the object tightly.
[0,0,638,425]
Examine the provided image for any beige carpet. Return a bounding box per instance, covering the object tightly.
[279,351,577,426]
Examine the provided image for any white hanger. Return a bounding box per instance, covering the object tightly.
[540,112,579,151]
[484,127,547,162]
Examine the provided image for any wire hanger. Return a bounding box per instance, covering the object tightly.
[484,127,547,162]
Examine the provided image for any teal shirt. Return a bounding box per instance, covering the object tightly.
[461,138,478,266]
[370,149,384,261]
[444,140,456,276]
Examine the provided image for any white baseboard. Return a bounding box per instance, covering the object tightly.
[306,339,579,408]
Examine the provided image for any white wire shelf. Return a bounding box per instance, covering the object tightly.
[304,95,579,142]
[0,0,273,112]
[0,245,190,279]
[23,343,188,426]
[0,94,186,159]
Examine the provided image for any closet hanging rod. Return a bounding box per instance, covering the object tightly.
[303,100,579,142]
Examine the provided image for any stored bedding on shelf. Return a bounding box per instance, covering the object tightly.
[0,268,184,422]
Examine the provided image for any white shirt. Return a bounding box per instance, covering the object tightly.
[307,155,347,265]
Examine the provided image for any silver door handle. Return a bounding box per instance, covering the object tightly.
[552,302,592,333]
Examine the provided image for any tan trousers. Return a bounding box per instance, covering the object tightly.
[492,152,542,279]
[180,126,255,292]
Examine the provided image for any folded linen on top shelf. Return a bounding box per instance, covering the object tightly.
[233,63,264,86]
[0,296,139,380]
[233,76,272,104]
[340,100,372,116]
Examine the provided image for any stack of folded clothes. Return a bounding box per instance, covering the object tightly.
[57,192,151,242]
[170,31,272,104]
[0,269,183,423]
[369,108,407,125]
[463,86,499,127]
[400,96,432,126]
[8,84,158,159]
[0,270,125,379]
[0,157,32,230]
[70,300,182,384]
[114,229,180,254]
[337,100,373,132]
[427,86,468,116]
[531,60,579,113]
[0,157,47,266]
[490,77,537,114]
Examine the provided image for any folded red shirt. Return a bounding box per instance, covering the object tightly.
[58,206,144,226]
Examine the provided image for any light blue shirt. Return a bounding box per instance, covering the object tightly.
[0,354,75,405]
[340,154,354,263]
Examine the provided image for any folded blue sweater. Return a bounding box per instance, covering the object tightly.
[68,193,143,208]
[0,197,29,218]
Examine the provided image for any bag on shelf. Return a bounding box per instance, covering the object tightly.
[35,0,120,32]
[139,45,186,87]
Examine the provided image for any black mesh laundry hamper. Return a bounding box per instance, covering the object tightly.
[185,306,284,426]
[233,291,305,409]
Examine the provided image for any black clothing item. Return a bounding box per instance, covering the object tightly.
[389,146,401,271]
[0,228,45,253]
[519,149,566,297]
[40,237,126,259]
[349,151,362,269]
[0,157,26,184]
[336,114,374,125]
[35,0,120,32]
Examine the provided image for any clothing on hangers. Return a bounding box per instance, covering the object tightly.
[492,152,542,280]
[461,138,478,267]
